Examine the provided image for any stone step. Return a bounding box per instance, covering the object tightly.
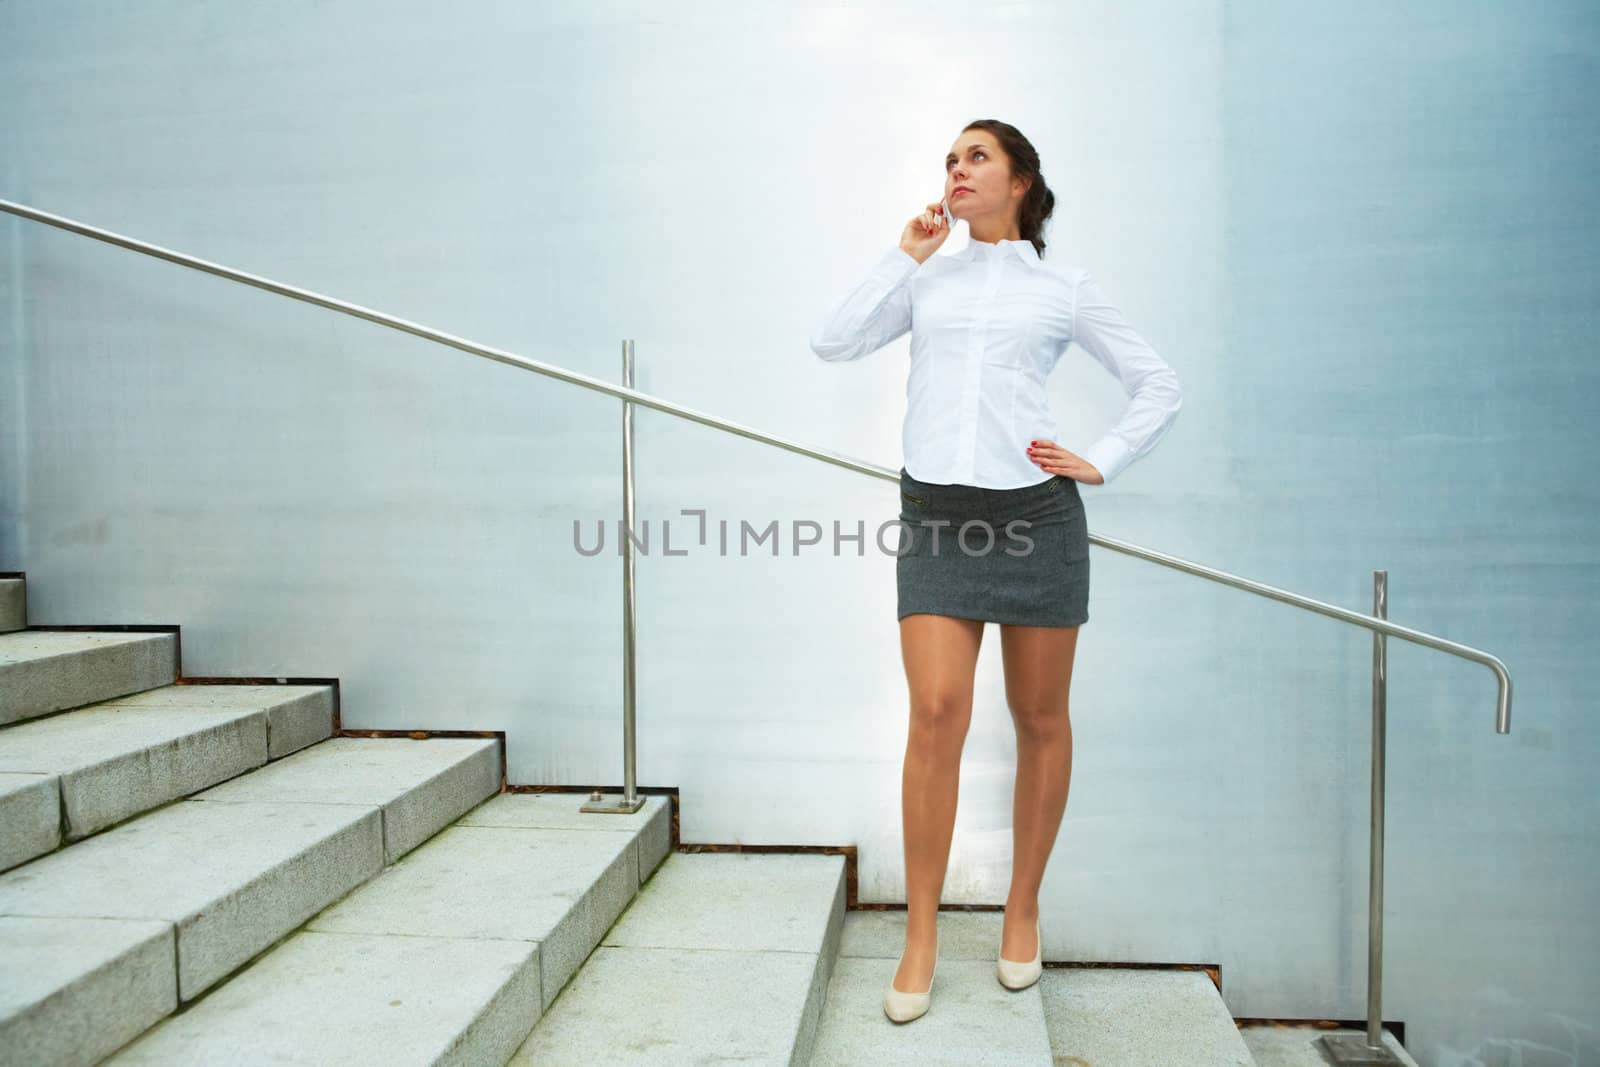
[0,735,501,1067]
[810,912,1257,1066]
[0,684,335,872]
[109,792,673,1065]
[1038,966,1254,1066]
[811,910,1056,1065]
[0,630,176,727]
[510,850,847,1065]
[0,579,23,634]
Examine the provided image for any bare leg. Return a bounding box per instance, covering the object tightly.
[893,612,984,993]
[997,622,1080,962]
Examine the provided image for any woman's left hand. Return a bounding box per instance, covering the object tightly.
[1026,439,1104,485]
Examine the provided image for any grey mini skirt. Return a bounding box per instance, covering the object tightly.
[896,466,1090,628]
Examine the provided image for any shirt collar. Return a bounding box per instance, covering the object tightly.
[948,237,1044,270]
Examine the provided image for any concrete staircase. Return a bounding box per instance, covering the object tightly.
[0,575,1418,1065]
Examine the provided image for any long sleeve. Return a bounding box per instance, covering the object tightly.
[1071,270,1183,485]
[809,245,919,362]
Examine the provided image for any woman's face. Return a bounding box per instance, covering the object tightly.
[944,132,1026,226]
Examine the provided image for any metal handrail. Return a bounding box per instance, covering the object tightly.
[0,197,1510,733]
[5,195,1513,1062]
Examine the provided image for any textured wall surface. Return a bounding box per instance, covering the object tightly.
[2,2,1594,1061]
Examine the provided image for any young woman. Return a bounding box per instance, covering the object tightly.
[810,119,1183,1024]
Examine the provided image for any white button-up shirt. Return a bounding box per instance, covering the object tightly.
[809,237,1183,488]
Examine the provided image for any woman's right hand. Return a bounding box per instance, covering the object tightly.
[899,200,950,263]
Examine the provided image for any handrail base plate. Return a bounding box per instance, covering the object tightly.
[1316,1032,1408,1065]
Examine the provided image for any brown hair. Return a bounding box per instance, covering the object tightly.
[961,119,1055,258]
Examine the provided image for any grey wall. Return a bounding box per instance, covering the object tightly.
[1,2,1594,1061]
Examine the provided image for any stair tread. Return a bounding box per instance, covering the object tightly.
[0,797,378,925]
[106,930,541,1066]
[0,630,177,728]
[1038,966,1253,1066]
[511,850,846,1065]
[597,849,844,953]
[517,943,824,1066]
[0,682,334,765]
[72,683,330,710]
[310,822,640,943]
[0,914,173,1019]
[0,629,172,664]
[194,735,496,808]
[0,915,176,1066]
[810,912,1254,1067]
[810,911,1055,1066]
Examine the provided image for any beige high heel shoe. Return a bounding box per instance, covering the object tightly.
[997,915,1042,990]
[883,929,939,1023]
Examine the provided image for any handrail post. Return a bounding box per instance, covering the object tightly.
[1318,570,1401,1064]
[582,339,645,814]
